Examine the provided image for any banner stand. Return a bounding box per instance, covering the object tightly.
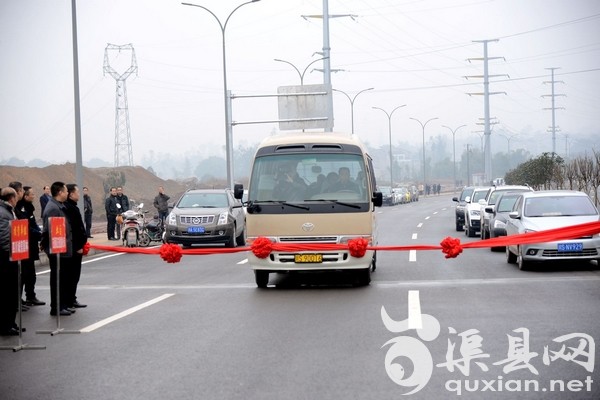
[37,256,80,336]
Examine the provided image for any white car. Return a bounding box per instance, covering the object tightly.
[505,190,600,270]
[463,187,490,237]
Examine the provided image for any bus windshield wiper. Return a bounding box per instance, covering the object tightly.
[309,199,362,209]
[252,200,310,210]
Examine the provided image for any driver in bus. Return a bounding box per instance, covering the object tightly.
[329,167,360,193]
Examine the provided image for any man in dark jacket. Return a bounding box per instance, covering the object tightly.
[153,186,170,223]
[0,187,21,335]
[41,181,72,316]
[105,187,119,240]
[83,187,93,238]
[64,184,88,309]
[16,186,44,306]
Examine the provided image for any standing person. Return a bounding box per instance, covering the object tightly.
[39,185,51,217]
[0,187,22,335]
[63,184,87,310]
[153,186,170,223]
[105,187,119,241]
[41,181,73,316]
[83,187,93,238]
[16,186,45,306]
[115,186,130,240]
[8,182,29,312]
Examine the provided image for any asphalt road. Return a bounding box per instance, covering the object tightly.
[1,194,599,400]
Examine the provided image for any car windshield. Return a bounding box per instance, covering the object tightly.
[178,193,228,208]
[249,153,368,203]
[496,195,519,213]
[472,190,487,202]
[524,195,598,217]
[489,188,528,205]
[460,188,474,201]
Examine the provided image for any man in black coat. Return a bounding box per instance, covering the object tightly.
[83,186,93,238]
[64,184,88,309]
[105,187,119,240]
[16,186,44,306]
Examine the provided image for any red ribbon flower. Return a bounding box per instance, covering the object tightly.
[159,243,183,263]
[440,236,463,258]
[251,237,273,259]
[82,242,91,256]
[348,237,368,258]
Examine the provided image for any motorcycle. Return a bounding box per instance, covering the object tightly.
[139,214,165,247]
[121,203,145,247]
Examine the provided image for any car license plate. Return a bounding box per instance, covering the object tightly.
[557,242,583,252]
[294,254,323,263]
[187,226,205,234]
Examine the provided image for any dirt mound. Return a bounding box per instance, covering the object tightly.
[0,164,188,221]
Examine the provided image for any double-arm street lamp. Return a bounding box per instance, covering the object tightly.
[373,105,406,187]
[182,0,261,189]
[333,87,374,135]
[410,117,438,189]
[274,57,327,86]
[442,124,467,192]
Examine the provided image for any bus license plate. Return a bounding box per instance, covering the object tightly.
[187,226,205,234]
[557,242,583,252]
[294,254,323,263]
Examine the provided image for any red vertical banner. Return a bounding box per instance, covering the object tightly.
[50,217,67,254]
[10,219,29,261]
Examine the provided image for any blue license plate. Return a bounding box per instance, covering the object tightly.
[187,226,205,234]
[557,242,583,252]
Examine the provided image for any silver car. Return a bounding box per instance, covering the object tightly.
[505,190,600,270]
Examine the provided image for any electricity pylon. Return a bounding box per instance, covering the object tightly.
[542,67,565,155]
[103,43,138,167]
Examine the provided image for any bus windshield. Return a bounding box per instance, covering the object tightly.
[249,153,368,203]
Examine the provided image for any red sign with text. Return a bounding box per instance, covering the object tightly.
[10,219,29,261]
[50,217,67,254]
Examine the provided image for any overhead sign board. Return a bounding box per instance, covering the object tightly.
[277,84,329,130]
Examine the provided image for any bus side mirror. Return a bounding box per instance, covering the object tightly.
[372,191,383,207]
[233,184,244,200]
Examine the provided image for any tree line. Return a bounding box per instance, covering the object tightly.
[504,151,600,206]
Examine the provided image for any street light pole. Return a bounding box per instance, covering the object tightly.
[182,0,260,189]
[373,105,406,187]
[274,57,327,86]
[442,124,467,192]
[410,117,438,191]
[333,87,374,135]
[498,133,518,169]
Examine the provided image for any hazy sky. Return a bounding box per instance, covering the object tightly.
[1,0,599,165]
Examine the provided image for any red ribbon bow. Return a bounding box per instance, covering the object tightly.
[159,243,183,263]
[440,236,463,258]
[251,237,273,259]
[348,237,368,258]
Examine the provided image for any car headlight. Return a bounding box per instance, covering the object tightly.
[167,213,176,226]
[217,212,228,226]
[493,220,506,229]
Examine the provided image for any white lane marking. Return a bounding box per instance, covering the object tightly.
[425,216,430,220]
[79,293,174,333]
[408,290,423,329]
[433,211,438,215]
[37,252,127,275]
[409,250,417,262]
[412,233,417,240]
[238,259,248,264]
[417,223,423,228]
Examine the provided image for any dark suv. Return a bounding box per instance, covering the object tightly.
[452,186,474,231]
[164,186,245,248]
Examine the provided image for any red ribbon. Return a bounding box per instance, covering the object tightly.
[86,220,600,264]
